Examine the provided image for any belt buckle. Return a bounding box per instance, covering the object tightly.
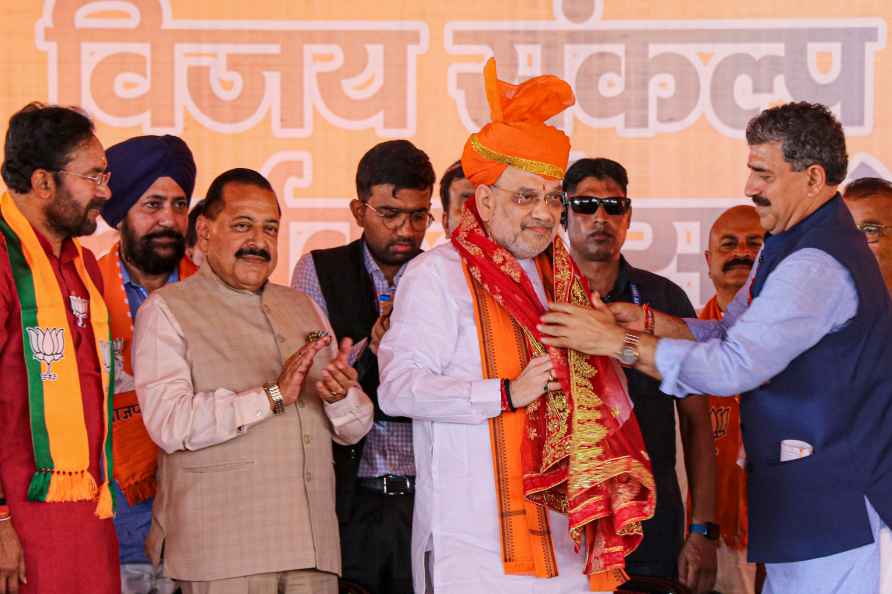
[382,475,408,496]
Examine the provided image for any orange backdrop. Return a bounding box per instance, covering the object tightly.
[2,0,889,307]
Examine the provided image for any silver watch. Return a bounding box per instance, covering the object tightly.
[617,331,642,367]
[264,383,286,415]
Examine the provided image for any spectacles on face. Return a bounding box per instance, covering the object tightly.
[857,222,892,243]
[56,170,112,188]
[567,195,631,216]
[490,184,566,210]
[363,203,434,231]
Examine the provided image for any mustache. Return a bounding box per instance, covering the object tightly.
[723,257,754,272]
[588,222,614,238]
[235,246,271,261]
[523,216,555,231]
[752,195,771,207]
[142,228,184,244]
[388,239,418,249]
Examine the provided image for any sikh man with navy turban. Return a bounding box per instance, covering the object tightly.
[97,134,197,594]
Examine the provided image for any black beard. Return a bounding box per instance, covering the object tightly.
[121,220,185,276]
[45,186,102,238]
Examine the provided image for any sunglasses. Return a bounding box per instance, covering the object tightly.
[567,195,631,216]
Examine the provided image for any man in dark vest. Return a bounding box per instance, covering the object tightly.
[290,140,435,594]
[537,101,892,593]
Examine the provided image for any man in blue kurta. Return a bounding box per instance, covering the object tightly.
[537,101,892,594]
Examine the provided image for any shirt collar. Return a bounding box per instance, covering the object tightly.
[33,226,78,263]
[119,253,180,291]
[606,255,633,301]
[361,237,408,287]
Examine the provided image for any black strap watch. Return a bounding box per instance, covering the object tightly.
[689,522,720,541]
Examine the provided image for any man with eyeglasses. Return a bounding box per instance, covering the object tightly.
[844,177,892,295]
[378,60,656,594]
[562,158,718,594]
[539,102,892,594]
[0,103,119,593]
[291,139,435,594]
[97,134,198,594]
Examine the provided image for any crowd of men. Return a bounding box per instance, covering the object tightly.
[0,58,890,594]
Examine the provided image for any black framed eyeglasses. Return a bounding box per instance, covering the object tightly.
[567,195,631,216]
[363,203,435,231]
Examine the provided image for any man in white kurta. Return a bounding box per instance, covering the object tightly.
[376,59,655,594]
[379,244,609,594]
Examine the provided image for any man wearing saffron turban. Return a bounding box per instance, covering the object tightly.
[378,60,656,593]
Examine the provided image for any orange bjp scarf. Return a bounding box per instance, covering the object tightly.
[453,198,656,590]
[98,241,196,505]
[697,296,749,550]
[0,193,115,518]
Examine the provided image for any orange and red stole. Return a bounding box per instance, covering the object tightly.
[98,242,197,505]
[698,296,748,550]
[452,198,655,590]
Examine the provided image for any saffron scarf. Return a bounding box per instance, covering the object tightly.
[98,241,196,505]
[0,192,114,518]
[453,198,655,589]
[698,296,748,550]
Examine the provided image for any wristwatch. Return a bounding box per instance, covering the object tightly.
[263,383,286,415]
[689,522,720,541]
[617,330,641,367]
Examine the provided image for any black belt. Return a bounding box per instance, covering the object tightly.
[357,474,415,496]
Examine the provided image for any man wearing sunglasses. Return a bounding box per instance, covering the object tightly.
[291,139,435,594]
[843,177,892,295]
[562,158,718,594]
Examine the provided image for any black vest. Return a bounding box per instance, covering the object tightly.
[311,239,409,424]
[311,239,411,519]
[743,195,892,562]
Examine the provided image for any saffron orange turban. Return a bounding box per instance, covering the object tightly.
[461,59,575,186]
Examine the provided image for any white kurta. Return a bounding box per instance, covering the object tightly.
[378,243,610,594]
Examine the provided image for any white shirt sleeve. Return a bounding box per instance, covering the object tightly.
[377,251,502,424]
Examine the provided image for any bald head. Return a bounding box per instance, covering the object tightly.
[706,205,764,306]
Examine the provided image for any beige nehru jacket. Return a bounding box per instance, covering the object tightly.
[133,263,373,582]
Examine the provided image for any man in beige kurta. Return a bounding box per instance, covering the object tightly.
[133,168,373,594]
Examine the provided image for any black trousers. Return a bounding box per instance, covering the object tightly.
[339,488,413,594]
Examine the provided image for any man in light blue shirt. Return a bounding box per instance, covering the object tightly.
[100,134,197,594]
[537,102,892,594]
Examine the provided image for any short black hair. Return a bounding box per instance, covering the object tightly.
[843,176,892,201]
[563,158,629,195]
[2,102,95,194]
[746,101,848,186]
[186,198,207,248]
[439,160,465,213]
[355,140,435,202]
[203,168,276,220]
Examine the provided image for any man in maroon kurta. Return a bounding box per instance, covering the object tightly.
[0,104,119,593]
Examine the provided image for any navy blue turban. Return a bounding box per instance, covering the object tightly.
[102,135,196,228]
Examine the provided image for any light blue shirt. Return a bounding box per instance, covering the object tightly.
[656,248,858,398]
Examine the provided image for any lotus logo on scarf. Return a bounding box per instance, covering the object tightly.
[69,295,88,327]
[26,327,65,381]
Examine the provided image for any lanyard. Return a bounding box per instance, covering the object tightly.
[630,282,641,305]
